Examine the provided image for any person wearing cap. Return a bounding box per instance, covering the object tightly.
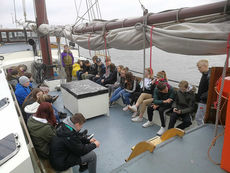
[15,76,32,106]
[92,58,106,82]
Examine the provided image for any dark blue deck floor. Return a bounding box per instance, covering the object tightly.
[112,125,226,173]
[50,91,160,173]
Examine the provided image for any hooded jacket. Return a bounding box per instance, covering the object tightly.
[15,83,31,106]
[27,116,56,159]
[49,117,96,171]
[172,89,196,114]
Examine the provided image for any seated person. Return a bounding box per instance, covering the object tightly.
[22,88,43,123]
[129,68,154,120]
[38,83,50,94]
[6,69,19,90]
[97,63,117,86]
[49,113,100,173]
[82,56,98,80]
[17,64,28,76]
[27,102,56,159]
[145,82,175,136]
[168,80,195,130]
[107,65,125,96]
[110,72,137,111]
[25,94,66,123]
[15,76,32,106]
[130,70,167,122]
[77,60,91,80]
[103,57,112,78]
[91,58,106,82]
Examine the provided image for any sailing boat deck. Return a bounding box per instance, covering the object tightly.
[50,90,160,173]
[112,124,225,173]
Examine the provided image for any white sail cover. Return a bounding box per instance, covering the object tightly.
[36,20,230,55]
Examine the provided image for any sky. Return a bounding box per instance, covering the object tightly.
[0,0,223,28]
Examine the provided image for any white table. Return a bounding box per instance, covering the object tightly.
[61,79,109,119]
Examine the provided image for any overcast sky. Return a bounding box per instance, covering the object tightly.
[0,0,223,28]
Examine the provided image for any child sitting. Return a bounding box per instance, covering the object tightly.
[168,80,195,130]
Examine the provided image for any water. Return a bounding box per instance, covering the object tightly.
[78,46,226,86]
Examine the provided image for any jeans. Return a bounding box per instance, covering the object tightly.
[195,103,206,126]
[110,87,124,103]
[96,78,103,85]
[168,112,192,129]
[77,71,83,80]
[80,151,97,173]
[121,91,131,105]
[52,105,60,123]
[147,104,171,127]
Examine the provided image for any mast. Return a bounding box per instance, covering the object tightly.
[73,1,229,34]
[34,0,53,78]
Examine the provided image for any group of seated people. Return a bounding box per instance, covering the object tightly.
[6,56,210,173]
[6,65,100,173]
[74,57,210,136]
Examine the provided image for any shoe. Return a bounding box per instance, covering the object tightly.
[58,112,67,119]
[132,116,143,122]
[52,95,59,103]
[79,163,88,172]
[123,105,129,111]
[157,127,166,136]
[142,121,154,128]
[129,105,137,112]
[131,111,138,118]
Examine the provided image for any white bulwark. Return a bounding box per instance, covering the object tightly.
[0,69,34,173]
[61,79,109,119]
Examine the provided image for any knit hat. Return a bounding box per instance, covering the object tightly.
[19,76,30,85]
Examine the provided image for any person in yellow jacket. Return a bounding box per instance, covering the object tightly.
[61,45,74,82]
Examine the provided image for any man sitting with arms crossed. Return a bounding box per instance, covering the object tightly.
[49,113,100,173]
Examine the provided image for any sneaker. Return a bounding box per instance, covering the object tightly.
[123,105,129,111]
[132,116,143,122]
[131,111,138,118]
[129,105,137,112]
[157,127,166,136]
[142,121,154,128]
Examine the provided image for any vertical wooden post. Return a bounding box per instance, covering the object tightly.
[34,0,53,78]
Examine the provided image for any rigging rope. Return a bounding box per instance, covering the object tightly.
[149,25,154,75]
[88,34,92,56]
[214,33,230,138]
[103,32,108,74]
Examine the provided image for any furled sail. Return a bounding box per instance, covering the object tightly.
[34,20,230,55]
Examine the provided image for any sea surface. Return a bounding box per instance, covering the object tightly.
[78,46,226,86]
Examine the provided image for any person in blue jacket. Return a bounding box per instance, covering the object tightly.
[15,76,32,106]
